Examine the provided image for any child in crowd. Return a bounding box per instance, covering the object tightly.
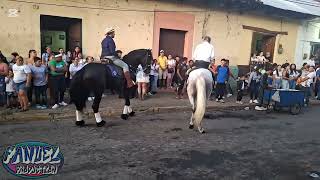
[248,66,261,104]
[236,74,247,104]
[30,57,48,109]
[5,69,16,108]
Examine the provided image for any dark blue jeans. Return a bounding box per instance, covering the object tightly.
[50,75,66,104]
[0,76,6,106]
[289,80,296,89]
[34,85,47,106]
[250,81,259,100]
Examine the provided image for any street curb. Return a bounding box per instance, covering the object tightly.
[1,101,319,124]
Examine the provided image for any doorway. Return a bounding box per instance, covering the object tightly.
[40,15,82,54]
[251,32,276,63]
[159,29,186,57]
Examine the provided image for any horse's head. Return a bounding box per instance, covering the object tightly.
[123,49,153,74]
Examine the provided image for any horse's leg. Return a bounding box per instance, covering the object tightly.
[187,82,195,129]
[75,101,85,127]
[121,88,135,120]
[92,90,105,127]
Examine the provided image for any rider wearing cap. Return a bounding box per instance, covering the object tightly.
[101,28,134,88]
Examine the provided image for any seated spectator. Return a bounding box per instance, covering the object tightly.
[30,57,48,109]
[5,69,16,108]
[12,56,31,111]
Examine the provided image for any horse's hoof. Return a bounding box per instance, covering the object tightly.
[75,120,85,127]
[189,124,194,129]
[200,130,206,134]
[96,120,106,127]
[121,114,129,120]
[129,111,135,117]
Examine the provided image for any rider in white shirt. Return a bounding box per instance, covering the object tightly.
[192,36,215,69]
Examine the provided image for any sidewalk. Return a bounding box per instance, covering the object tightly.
[1,89,319,123]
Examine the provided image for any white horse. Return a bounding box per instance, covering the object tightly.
[187,68,213,133]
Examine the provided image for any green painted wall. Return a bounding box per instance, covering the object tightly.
[41,31,66,52]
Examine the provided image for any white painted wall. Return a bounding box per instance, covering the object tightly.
[295,19,320,68]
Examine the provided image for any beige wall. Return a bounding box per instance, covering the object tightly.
[0,0,299,65]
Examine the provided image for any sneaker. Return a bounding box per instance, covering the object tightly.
[236,101,243,104]
[249,100,253,104]
[253,99,259,104]
[255,106,267,111]
[227,94,233,98]
[219,99,225,103]
[216,99,219,102]
[52,104,59,109]
[222,96,225,99]
[148,92,153,96]
[59,102,68,106]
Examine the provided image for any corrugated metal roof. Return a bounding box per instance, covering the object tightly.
[261,0,320,16]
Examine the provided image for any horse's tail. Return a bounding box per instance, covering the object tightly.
[194,76,207,127]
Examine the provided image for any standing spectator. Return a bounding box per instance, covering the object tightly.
[84,56,94,66]
[316,66,320,100]
[149,59,159,95]
[0,55,9,106]
[236,74,247,104]
[209,59,217,98]
[116,50,123,59]
[27,49,37,104]
[173,56,181,87]
[273,65,282,89]
[42,46,53,66]
[167,55,176,89]
[69,58,83,80]
[248,67,261,104]
[59,48,69,64]
[49,54,68,109]
[298,66,316,106]
[225,60,234,97]
[289,64,299,89]
[12,56,31,111]
[10,52,19,68]
[255,66,273,111]
[306,55,316,67]
[30,57,48,109]
[281,63,290,89]
[5,70,16,108]
[215,59,229,103]
[257,51,266,64]
[188,59,194,69]
[72,46,83,60]
[157,50,167,89]
[250,53,258,64]
[176,57,188,99]
[136,64,149,100]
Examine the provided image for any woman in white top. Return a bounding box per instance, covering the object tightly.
[273,65,282,89]
[257,51,266,64]
[136,64,149,100]
[12,56,31,111]
[166,55,176,89]
[69,58,83,79]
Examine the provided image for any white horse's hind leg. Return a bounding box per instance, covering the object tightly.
[187,82,195,129]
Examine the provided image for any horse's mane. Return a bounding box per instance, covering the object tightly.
[123,49,150,60]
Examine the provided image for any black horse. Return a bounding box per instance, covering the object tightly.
[69,49,153,127]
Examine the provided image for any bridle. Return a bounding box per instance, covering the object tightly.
[141,49,151,72]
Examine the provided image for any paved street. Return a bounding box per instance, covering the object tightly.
[1,106,320,180]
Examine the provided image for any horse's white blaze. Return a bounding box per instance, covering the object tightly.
[94,112,102,123]
[76,110,83,122]
[187,69,213,133]
[123,105,128,114]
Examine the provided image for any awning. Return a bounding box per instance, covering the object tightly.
[261,0,320,16]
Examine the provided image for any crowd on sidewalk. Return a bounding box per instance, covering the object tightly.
[0,47,319,112]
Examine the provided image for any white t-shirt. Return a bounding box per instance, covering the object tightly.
[150,64,159,76]
[273,70,282,79]
[192,41,214,62]
[303,71,316,87]
[167,59,176,69]
[289,70,299,78]
[12,64,31,83]
[306,59,316,67]
[69,63,83,79]
[5,77,14,92]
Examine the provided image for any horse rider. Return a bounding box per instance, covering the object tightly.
[191,36,215,70]
[101,27,134,88]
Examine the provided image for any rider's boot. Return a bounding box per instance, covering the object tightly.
[124,71,135,88]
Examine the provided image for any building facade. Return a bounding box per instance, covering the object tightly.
[0,0,316,67]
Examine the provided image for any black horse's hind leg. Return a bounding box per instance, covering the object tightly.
[92,90,106,127]
[75,99,86,127]
[121,89,135,120]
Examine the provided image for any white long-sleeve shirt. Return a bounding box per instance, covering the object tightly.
[69,63,83,79]
[192,41,214,62]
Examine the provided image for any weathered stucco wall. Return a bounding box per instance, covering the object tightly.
[0,0,299,65]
